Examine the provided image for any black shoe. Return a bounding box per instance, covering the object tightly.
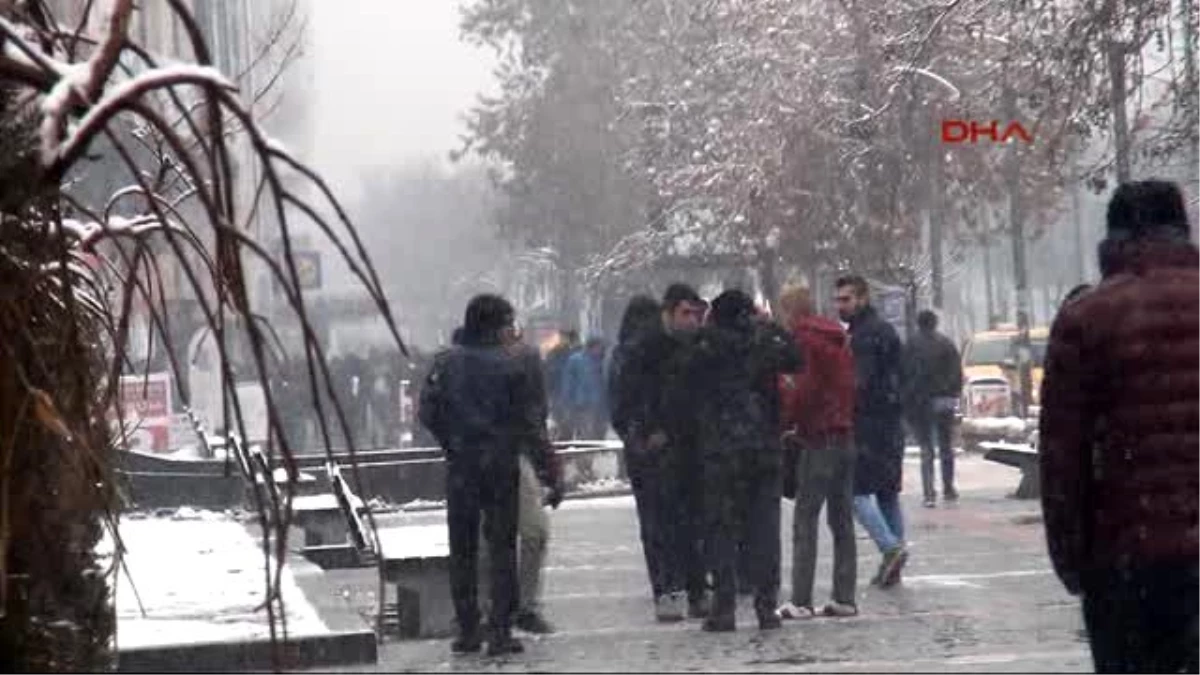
[923,495,937,508]
[451,632,483,654]
[702,615,736,632]
[757,613,782,630]
[944,488,959,502]
[514,611,555,635]
[687,593,710,619]
[486,636,525,656]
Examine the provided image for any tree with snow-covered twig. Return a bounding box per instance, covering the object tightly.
[0,1,400,670]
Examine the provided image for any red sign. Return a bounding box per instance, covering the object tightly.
[942,120,1032,144]
[115,373,173,453]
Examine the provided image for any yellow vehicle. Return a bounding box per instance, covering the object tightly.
[961,325,1049,416]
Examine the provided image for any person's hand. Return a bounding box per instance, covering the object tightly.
[781,429,798,447]
[646,431,668,450]
[543,480,565,509]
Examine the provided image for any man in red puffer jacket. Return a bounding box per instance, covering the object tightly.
[774,284,859,621]
[1040,180,1198,674]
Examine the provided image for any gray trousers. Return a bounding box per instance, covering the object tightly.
[478,455,549,615]
[790,436,857,607]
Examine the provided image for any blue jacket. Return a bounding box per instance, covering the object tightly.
[560,350,606,410]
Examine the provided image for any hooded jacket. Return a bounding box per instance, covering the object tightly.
[1039,238,1199,592]
[779,315,855,439]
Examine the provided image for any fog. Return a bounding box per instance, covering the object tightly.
[308,0,495,188]
[283,0,507,351]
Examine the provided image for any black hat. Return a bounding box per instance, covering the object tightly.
[1106,180,1191,242]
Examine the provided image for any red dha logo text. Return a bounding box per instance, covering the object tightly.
[941,120,1033,144]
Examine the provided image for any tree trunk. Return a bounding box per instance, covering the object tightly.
[1106,0,1132,182]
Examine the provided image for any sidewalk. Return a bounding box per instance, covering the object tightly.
[317,455,1088,672]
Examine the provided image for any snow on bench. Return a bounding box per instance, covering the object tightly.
[980,441,1040,500]
[105,516,327,651]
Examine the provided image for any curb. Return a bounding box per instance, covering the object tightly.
[117,630,376,673]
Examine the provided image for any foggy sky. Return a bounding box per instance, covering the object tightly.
[308,0,496,197]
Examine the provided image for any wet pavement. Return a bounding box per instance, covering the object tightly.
[318,454,1091,672]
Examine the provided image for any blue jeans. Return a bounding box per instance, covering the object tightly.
[854,491,905,553]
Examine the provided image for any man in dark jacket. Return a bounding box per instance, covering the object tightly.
[835,275,908,589]
[775,284,858,620]
[610,284,708,622]
[1039,180,1198,674]
[686,289,802,632]
[419,295,547,656]
[902,310,964,507]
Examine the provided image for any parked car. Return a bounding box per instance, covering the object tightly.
[961,325,1049,416]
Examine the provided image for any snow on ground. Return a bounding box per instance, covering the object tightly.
[108,514,327,649]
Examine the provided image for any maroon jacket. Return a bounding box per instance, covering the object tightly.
[779,315,854,440]
[1039,239,1199,593]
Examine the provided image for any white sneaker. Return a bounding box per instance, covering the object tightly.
[775,602,815,620]
[655,592,685,622]
[823,601,859,618]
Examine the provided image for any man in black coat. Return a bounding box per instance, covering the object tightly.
[610,284,709,622]
[419,295,547,656]
[835,275,908,589]
[685,289,803,632]
[902,310,964,507]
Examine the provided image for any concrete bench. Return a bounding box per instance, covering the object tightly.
[981,441,1040,499]
[376,524,453,639]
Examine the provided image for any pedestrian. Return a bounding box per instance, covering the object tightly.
[544,329,579,440]
[773,284,859,620]
[685,289,802,632]
[1039,180,1198,674]
[418,294,545,656]
[609,295,684,620]
[611,285,710,621]
[560,337,609,439]
[834,275,908,588]
[477,327,566,637]
[901,309,964,508]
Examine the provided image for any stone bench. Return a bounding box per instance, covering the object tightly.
[376,524,453,639]
[981,441,1040,499]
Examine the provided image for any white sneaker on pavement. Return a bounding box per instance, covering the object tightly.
[775,602,816,620]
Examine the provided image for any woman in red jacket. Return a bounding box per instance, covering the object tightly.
[775,284,859,620]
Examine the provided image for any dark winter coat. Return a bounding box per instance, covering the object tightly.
[847,305,905,495]
[685,321,803,469]
[1039,239,1199,594]
[418,342,548,472]
[610,328,694,444]
[901,328,964,408]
